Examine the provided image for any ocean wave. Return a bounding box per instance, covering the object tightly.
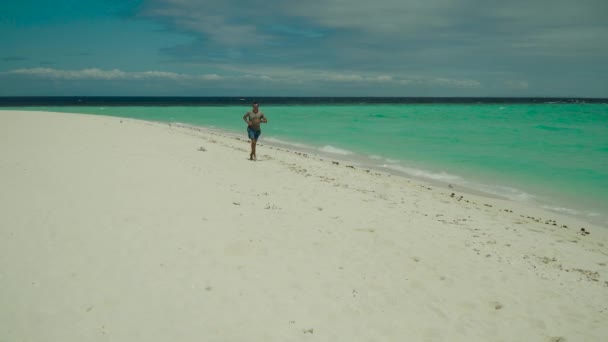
[318,145,354,155]
[381,163,538,202]
[540,205,582,215]
[381,164,462,181]
[470,183,535,202]
[540,205,601,218]
[263,137,313,149]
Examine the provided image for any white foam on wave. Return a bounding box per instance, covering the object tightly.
[541,205,601,218]
[469,183,535,202]
[541,205,581,215]
[263,137,313,149]
[381,164,462,182]
[368,154,383,160]
[319,145,354,155]
[380,163,538,202]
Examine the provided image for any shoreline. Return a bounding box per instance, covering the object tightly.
[3,107,604,227]
[170,121,608,228]
[3,105,606,226]
[2,110,607,341]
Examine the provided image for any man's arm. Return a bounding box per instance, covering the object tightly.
[261,114,268,123]
[243,113,251,125]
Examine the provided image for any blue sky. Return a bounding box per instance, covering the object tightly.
[1,0,607,96]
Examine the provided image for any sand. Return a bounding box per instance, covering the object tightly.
[1,110,607,342]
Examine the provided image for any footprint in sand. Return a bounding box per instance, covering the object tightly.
[490,301,504,310]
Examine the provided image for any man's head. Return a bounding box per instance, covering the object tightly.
[252,102,259,112]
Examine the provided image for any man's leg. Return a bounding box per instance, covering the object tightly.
[250,139,256,160]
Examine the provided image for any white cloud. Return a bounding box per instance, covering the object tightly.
[427,78,481,88]
[5,68,223,81]
[374,75,393,82]
[323,74,365,82]
[137,71,184,80]
[143,0,608,47]
[239,74,274,81]
[313,72,478,88]
[198,74,222,80]
[140,1,272,46]
[132,0,606,96]
[140,0,608,74]
[7,68,128,80]
[4,66,480,89]
[284,0,458,34]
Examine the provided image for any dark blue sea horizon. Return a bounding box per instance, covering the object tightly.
[1,96,607,107]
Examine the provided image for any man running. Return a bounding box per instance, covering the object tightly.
[242,102,268,160]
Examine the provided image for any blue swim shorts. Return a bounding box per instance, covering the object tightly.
[247,126,261,140]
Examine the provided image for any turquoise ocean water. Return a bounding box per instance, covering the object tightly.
[9,103,608,225]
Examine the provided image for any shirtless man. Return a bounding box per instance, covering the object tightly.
[242,102,268,160]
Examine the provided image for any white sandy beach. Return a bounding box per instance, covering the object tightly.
[1,110,607,342]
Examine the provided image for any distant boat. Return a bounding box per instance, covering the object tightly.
[239,98,246,101]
